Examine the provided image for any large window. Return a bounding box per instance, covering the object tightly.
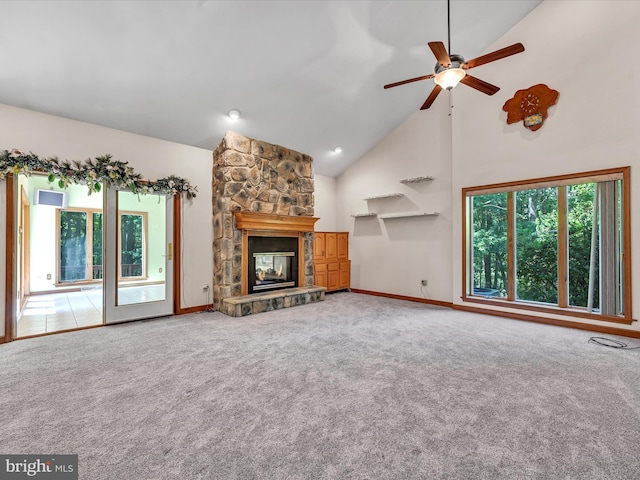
[58,209,147,283]
[58,209,103,283]
[463,167,631,323]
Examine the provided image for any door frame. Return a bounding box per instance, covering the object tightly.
[19,185,30,310]
[3,174,184,342]
[4,175,16,342]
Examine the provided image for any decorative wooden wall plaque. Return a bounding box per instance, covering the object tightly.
[502,84,559,131]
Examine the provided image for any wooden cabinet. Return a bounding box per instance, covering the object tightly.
[314,234,326,262]
[339,261,350,289]
[314,232,350,292]
[327,262,339,290]
[337,233,348,260]
[314,262,327,288]
[325,233,337,261]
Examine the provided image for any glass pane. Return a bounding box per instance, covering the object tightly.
[59,211,88,282]
[567,183,598,309]
[471,193,508,298]
[599,180,623,315]
[254,253,295,291]
[515,187,558,304]
[120,214,144,278]
[92,213,103,280]
[117,190,166,306]
[616,180,624,313]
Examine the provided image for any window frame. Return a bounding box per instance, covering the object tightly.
[462,166,632,324]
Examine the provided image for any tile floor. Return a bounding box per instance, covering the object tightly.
[17,284,165,337]
[117,284,165,306]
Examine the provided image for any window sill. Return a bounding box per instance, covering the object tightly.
[118,276,149,283]
[54,279,103,287]
[462,295,634,325]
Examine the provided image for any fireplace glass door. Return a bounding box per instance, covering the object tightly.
[253,252,295,291]
[248,236,298,294]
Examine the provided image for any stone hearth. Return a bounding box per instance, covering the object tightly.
[212,132,320,313]
[220,286,326,317]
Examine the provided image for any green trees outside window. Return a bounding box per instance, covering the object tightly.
[120,213,144,278]
[567,184,599,309]
[92,213,103,279]
[515,187,558,304]
[59,211,88,282]
[59,209,147,282]
[471,193,507,298]
[59,210,103,282]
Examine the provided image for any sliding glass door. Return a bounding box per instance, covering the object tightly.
[104,188,173,323]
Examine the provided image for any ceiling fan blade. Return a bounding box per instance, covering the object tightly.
[420,85,443,110]
[384,74,435,89]
[428,41,451,67]
[463,43,524,70]
[460,75,500,95]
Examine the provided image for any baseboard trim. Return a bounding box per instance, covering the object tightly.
[350,289,454,309]
[351,289,640,339]
[0,336,5,344]
[176,304,213,315]
[453,303,640,339]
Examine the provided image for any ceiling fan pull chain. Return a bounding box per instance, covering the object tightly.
[447,0,451,55]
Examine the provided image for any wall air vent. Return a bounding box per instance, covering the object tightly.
[34,189,67,208]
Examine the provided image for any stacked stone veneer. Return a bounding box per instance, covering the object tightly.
[212,131,315,311]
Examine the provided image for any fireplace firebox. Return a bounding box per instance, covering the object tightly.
[248,236,298,294]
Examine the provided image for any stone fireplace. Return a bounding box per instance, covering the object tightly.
[212,132,319,313]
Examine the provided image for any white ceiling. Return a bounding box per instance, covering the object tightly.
[0,0,542,177]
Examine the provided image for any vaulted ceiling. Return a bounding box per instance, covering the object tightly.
[0,0,542,177]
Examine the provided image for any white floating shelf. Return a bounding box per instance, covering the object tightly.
[350,213,378,218]
[363,193,404,200]
[400,175,435,184]
[377,212,439,219]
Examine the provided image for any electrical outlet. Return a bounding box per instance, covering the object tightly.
[202,284,210,292]
[421,280,428,286]
[46,273,52,280]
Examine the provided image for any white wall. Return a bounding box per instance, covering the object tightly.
[336,97,453,301]
[336,0,640,332]
[0,103,213,337]
[313,174,337,232]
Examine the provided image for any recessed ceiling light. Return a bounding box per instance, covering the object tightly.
[333,146,343,154]
[228,109,241,120]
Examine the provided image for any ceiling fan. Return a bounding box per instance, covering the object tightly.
[384,0,525,110]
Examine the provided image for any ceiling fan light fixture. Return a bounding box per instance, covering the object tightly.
[434,67,466,90]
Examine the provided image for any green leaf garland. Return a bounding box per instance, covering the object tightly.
[0,149,197,199]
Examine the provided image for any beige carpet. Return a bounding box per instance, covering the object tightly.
[1,292,639,479]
